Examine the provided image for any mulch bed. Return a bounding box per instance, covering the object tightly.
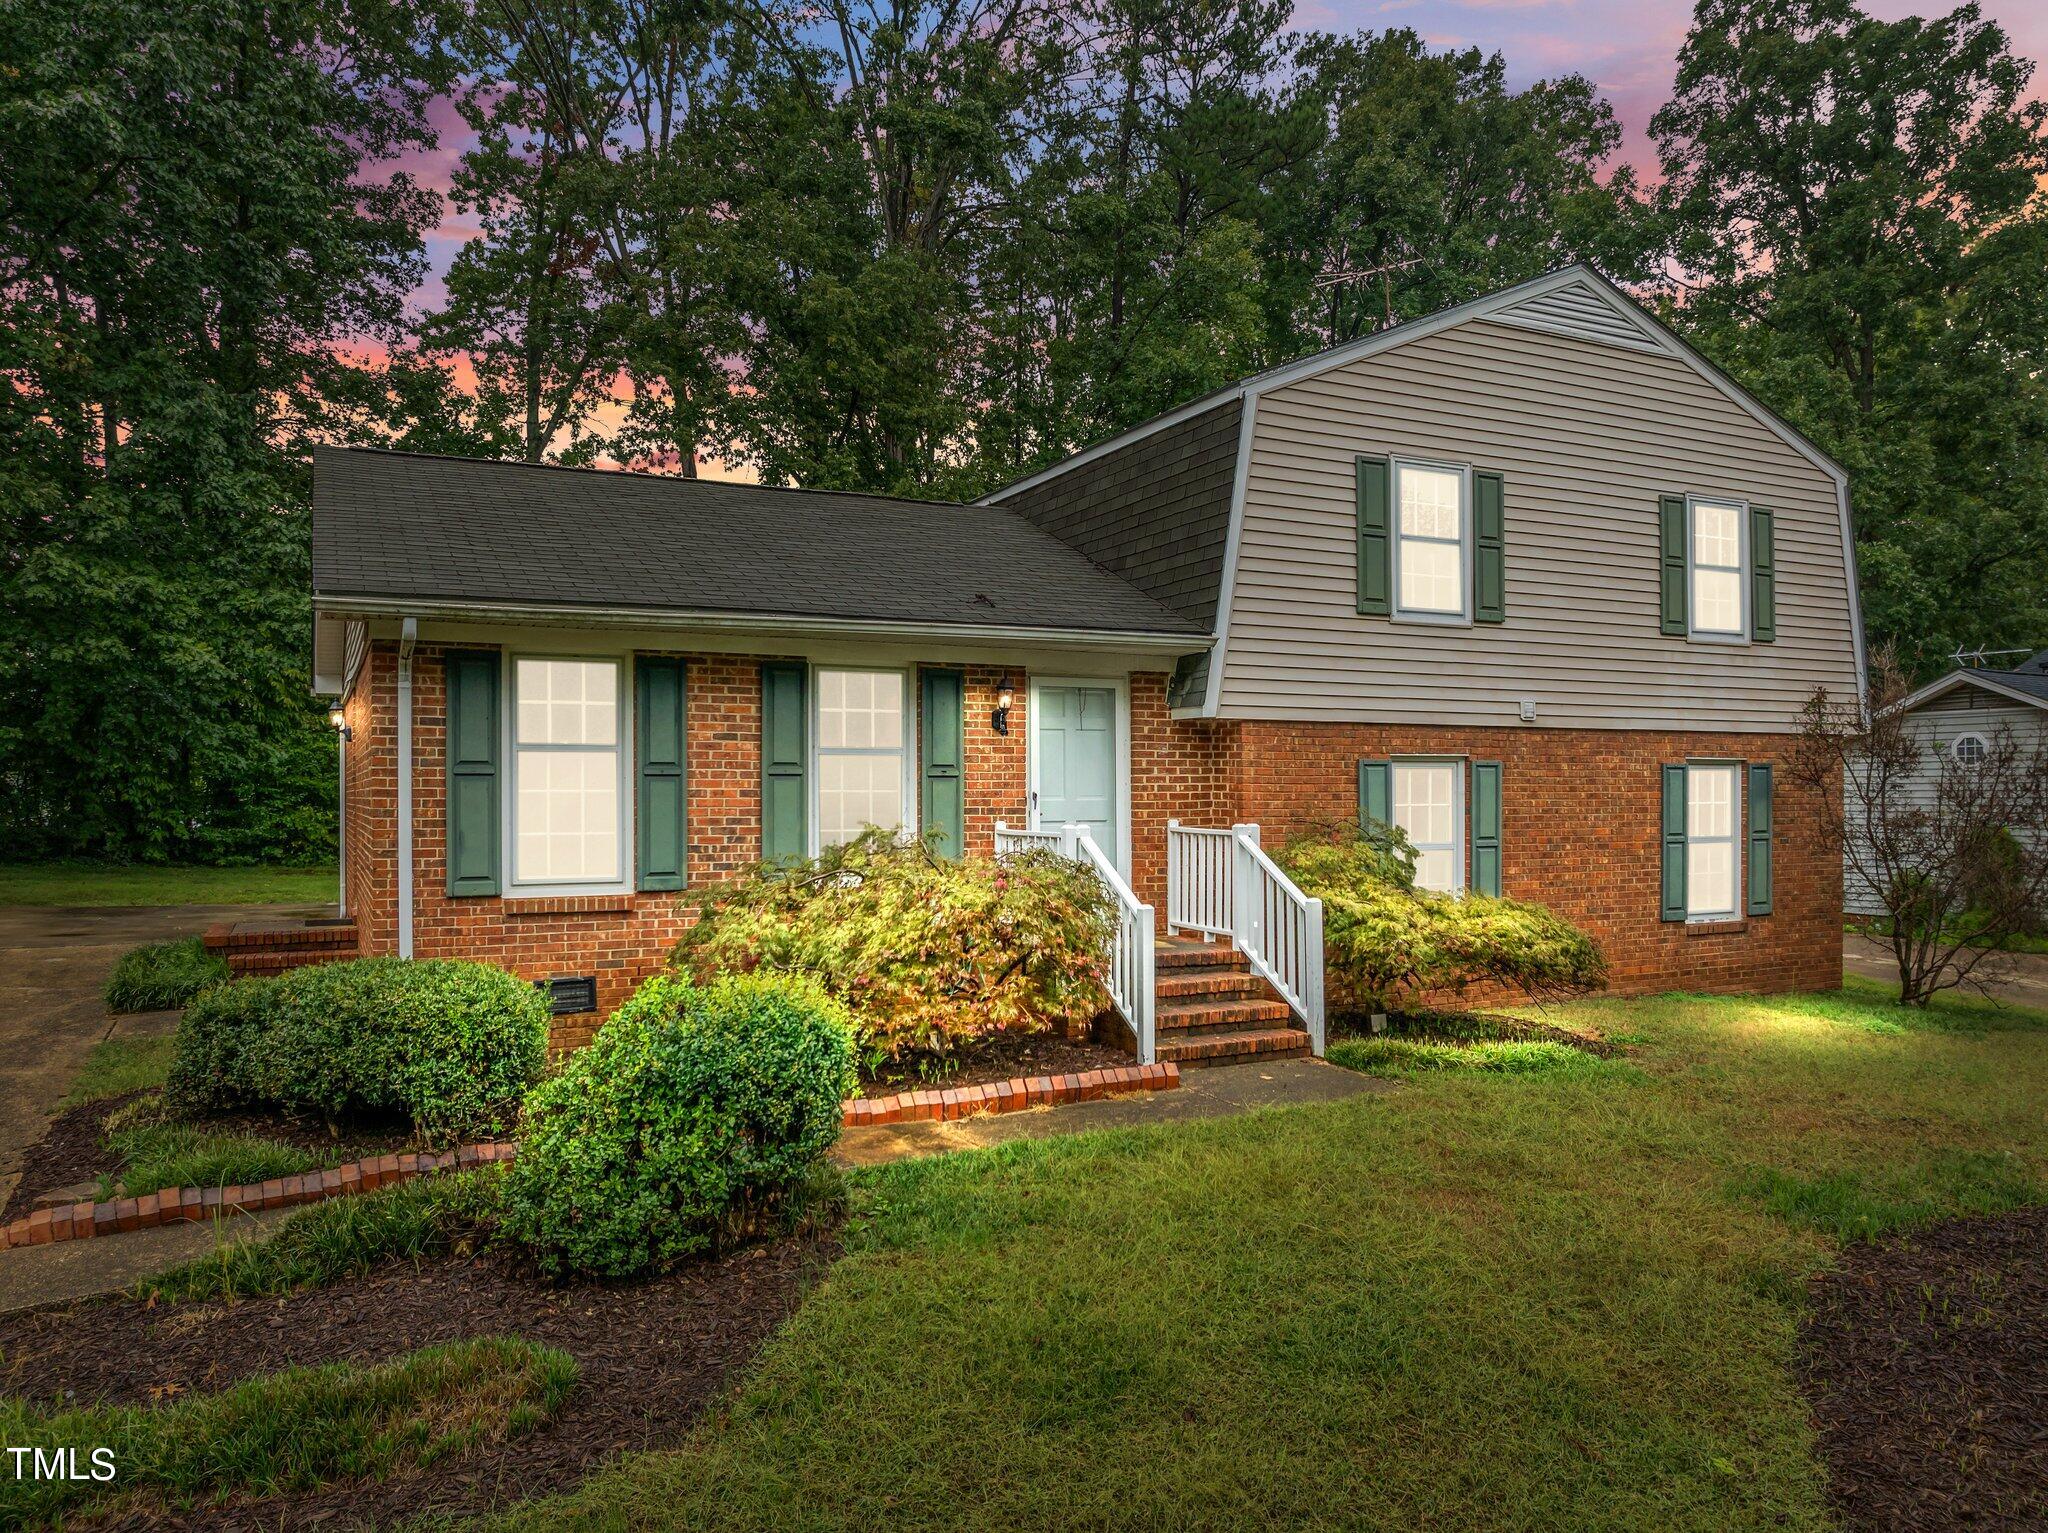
[1,1093,418,1225]
[857,1029,1130,1093]
[0,1232,837,1530]
[1799,1205,2048,1531]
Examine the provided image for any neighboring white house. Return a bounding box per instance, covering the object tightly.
[1846,651,2048,914]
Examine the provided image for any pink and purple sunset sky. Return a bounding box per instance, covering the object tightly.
[381,0,2045,469]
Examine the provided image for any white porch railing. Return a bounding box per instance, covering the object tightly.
[1166,821,1234,940]
[995,820,1156,1064]
[1168,821,1325,1055]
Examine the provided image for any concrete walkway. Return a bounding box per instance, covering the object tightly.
[1843,931,2048,1012]
[834,1056,1394,1167]
[0,904,323,1237]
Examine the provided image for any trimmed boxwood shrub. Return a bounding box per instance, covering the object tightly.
[502,972,856,1280]
[165,958,548,1142]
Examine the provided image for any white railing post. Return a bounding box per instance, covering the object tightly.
[1166,818,1181,935]
[1303,895,1325,1055]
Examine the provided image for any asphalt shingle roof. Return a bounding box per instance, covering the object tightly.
[311,448,1204,637]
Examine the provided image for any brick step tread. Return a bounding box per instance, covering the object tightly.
[1154,942,1250,971]
[1157,1028,1311,1065]
[1154,998,1296,1033]
[1154,972,1270,1000]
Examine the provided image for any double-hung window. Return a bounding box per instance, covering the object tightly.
[511,657,625,887]
[1684,762,1740,919]
[815,668,910,849]
[1394,460,1470,621]
[1688,497,1747,639]
[1393,759,1464,894]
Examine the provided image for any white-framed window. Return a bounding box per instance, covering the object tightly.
[510,655,627,889]
[1688,496,1747,640]
[1393,758,1464,894]
[1684,762,1741,919]
[1951,732,1989,766]
[1393,459,1471,622]
[814,667,912,850]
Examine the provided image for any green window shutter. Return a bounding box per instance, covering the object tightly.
[920,668,965,859]
[1660,763,1687,922]
[1358,760,1391,827]
[1356,456,1391,616]
[760,661,808,863]
[444,650,500,897]
[636,657,687,891]
[1473,471,1506,624]
[1750,506,1776,643]
[1659,494,1688,636]
[1747,762,1774,916]
[1471,761,1502,896]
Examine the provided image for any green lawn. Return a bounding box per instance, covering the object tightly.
[0,863,336,907]
[492,978,2048,1532]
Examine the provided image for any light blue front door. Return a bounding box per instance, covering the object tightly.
[1035,685,1120,872]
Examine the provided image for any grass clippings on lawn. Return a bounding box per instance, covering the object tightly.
[1800,1205,2048,1531]
[0,1335,575,1528]
[0,1234,836,1532]
[0,862,337,908]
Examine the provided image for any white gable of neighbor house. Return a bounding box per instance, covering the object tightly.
[1845,682,2048,914]
[1487,277,1668,355]
[1209,273,1863,733]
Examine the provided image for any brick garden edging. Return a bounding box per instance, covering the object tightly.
[3,1066,1180,1249]
[840,1061,1179,1128]
[1,1143,517,1250]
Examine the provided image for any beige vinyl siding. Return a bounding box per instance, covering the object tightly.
[1218,317,1860,731]
[1845,695,2047,914]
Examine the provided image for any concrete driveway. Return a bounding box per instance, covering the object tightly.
[1843,931,2048,1012]
[0,903,325,1212]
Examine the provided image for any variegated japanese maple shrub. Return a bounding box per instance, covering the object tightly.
[669,829,1116,1059]
[1277,817,1606,1017]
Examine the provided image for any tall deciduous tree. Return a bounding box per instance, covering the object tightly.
[0,0,453,861]
[1654,0,2048,675]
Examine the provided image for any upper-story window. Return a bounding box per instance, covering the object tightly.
[1394,460,1470,622]
[1688,496,1747,640]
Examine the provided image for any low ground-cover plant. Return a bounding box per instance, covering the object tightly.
[146,1169,506,1303]
[0,1336,575,1526]
[103,937,229,1013]
[1329,1035,1629,1079]
[97,1120,329,1201]
[166,957,548,1142]
[671,831,1114,1058]
[504,972,855,1279]
[1277,818,1606,1013]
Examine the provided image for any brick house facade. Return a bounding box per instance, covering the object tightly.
[336,638,1840,1051]
[311,267,1863,1058]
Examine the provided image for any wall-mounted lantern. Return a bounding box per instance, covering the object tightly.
[990,678,1017,736]
[328,702,352,742]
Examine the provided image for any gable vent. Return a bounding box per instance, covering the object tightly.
[1489,280,1666,354]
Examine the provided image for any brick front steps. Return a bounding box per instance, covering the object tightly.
[1153,937,1311,1065]
[202,918,359,978]
[841,1062,1179,1127]
[1,1143,516,1250]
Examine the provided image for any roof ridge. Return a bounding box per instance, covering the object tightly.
[312,444,975,512]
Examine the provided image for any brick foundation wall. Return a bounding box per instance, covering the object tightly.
[1231,721,1842,996]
